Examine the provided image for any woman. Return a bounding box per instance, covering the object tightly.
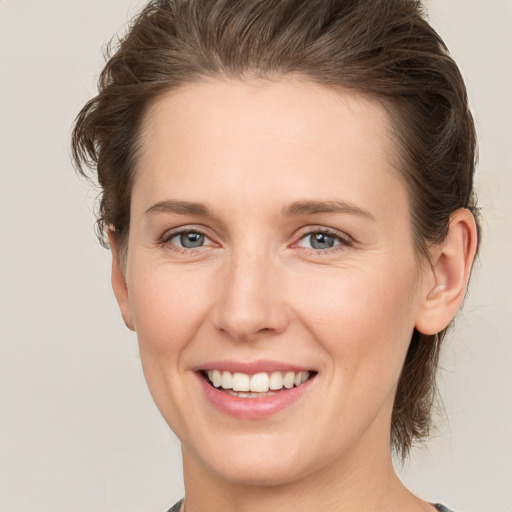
[72,1,479,511]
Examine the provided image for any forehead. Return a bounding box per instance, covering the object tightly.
[133,78,406,217]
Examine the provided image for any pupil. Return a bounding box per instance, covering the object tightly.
[311,233,335,249]
[181,232,204,248]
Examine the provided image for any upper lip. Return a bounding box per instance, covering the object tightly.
[195,359,315,374]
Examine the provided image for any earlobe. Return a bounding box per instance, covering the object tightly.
[415,208,478,335]
[107,229,135,331]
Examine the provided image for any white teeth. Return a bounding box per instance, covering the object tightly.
[269,371,283,390]
[206,370,311,393]
[208,369,222,388]
[283,371,295,389]
[221,371,233,389]
[250,373,270,392]
[232,372,250,392]
[226,390,276,398]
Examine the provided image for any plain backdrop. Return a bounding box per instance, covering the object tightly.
[1,1,511,511]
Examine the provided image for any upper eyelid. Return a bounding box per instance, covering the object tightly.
[294,225,352,242]
[161,225,212,241]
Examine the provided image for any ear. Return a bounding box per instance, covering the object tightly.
[108,228,135,331]
[415,208,478,335]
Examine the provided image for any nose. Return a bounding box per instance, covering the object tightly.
[211,250,290,342]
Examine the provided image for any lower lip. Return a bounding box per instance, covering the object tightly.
[197,373,316,419]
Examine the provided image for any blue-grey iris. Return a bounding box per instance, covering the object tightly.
[181,232,205,248]
[310,233,336,250]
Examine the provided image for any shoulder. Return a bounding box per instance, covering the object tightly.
[166,499,184,512]
[165,500,456,512]
[435,505,457,512]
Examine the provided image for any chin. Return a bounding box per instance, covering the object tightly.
[183,428,337,488]
[208,454,311,487]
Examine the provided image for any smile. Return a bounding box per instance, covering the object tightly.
[205,370,312,397]
[196,361,318,418]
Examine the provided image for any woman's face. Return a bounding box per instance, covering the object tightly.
[116,79,431,485]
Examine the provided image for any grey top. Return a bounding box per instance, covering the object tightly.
[167,500,183,512]
[166,499,455,511]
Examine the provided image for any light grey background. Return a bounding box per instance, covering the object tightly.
[0,1,510,511]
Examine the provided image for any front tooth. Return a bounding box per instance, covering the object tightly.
[221,371,233,389]
[211,369,222,388]
[232,372,250,392]
[283,371,295,389]
[269,372,284,390]
[250,373,270,392]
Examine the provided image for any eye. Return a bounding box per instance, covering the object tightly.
[296,230,347,251]
[165,229,212,250]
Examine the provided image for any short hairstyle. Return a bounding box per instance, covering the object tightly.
[72,0,480,458]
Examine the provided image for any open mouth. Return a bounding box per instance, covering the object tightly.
[201,369,317,398]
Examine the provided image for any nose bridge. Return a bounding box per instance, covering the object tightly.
[212,244,288,341]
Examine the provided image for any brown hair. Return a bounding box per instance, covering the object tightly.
[72,0,480,458]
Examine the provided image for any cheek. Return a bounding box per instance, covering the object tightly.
[125,263,217,436]
[127,263,213,362]
[289,258,420,382]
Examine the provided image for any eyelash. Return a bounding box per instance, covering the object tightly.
[159,226,216,255]
[159,226,352,255]
[294,227,352,254]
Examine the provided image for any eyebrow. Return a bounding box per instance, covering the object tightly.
[145,199,374,220]
[145,200,212,217]
[280,200,374,220]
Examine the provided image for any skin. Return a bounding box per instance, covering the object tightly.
[109,79,477,512]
